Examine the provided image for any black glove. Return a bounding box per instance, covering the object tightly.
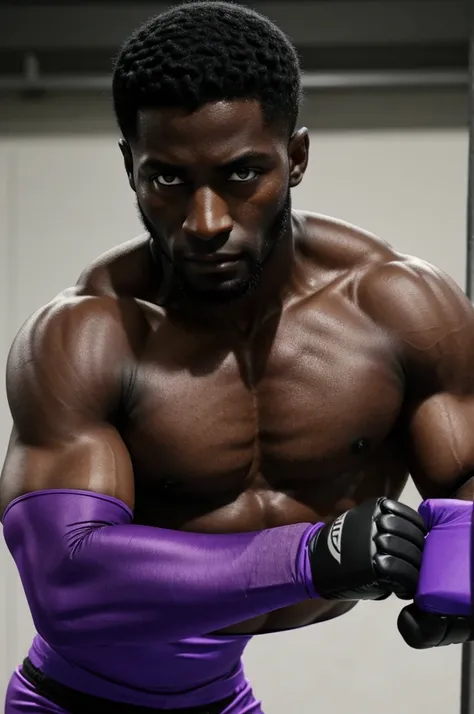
[308,498,425,601]
[398,603,474,648]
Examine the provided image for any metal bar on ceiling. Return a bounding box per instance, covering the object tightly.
[301,69,467,90]
[0,69,468,94]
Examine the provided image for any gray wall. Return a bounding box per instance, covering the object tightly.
[0,87,469,712]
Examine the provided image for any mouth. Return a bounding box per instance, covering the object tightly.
[183,254,244,271]
[184,253,243,264]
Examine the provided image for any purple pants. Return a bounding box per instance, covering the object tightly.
[5,667,263,714]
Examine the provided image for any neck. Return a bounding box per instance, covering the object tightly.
[155,217,297,334]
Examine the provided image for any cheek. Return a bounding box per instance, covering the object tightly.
[137,181,160,209]
[137,184,179,226]
[258,166,290,205]
[245,175,288,223]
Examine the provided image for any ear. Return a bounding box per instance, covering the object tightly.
[119,139,136,192]
[288,128,309,188]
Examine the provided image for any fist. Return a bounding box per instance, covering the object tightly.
[398,499,473,649]
[309,497,426,601]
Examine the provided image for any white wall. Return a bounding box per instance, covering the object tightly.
[0,88,469,712]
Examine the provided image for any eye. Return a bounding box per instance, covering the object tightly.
[151,174,185,188]
[228,168,260,183]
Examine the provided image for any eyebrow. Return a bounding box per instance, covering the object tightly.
[142,150,273,173]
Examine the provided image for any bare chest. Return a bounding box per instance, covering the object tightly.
[123,299,405,508]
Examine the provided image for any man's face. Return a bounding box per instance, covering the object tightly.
[123,100,308,303]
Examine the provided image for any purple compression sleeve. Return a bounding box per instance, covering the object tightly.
[2,489,321,647]
[415,499,472,616]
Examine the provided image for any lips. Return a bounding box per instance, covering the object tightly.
[182,254,244,274]
[184,254,242,264]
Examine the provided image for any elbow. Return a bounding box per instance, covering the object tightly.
[19,563,88,649]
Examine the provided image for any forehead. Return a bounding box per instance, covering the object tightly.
[134,100,285,163]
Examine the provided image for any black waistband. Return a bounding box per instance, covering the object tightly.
[21,658,236,714]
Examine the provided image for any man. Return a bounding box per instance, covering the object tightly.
[1,2,473,713]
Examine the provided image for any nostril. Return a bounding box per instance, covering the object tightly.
[184,232,232,255]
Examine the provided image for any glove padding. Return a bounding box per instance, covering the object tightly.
[308,497,425,601]
[398,499,473,649]
[398,603,474,649]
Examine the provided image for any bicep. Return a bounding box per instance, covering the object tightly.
[405,392,474,499]
[0,425,134,517]
[357,257,474,499]
[0,299,135,515]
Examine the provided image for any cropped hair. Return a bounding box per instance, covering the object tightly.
[112,1,302,139]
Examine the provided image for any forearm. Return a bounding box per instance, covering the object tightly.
[2,489,320,647]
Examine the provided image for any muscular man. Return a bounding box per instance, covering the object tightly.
[1,2,473,713]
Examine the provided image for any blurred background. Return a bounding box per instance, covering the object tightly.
[0,0,470,712]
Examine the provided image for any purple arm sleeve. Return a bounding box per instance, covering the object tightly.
[2,489,322,647]
[415,499,472,616]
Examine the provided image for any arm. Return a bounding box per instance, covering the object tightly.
[358,257,474,646]
[0,296,319,647]
[358,257,474,499]
[1,294,425,649]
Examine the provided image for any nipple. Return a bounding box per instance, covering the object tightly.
[351,438,371,454]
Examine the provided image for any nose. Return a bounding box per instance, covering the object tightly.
[182,187,233,241]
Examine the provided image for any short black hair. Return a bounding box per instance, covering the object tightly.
[112,1,302,141]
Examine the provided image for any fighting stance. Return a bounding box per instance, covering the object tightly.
[1,2,473,713]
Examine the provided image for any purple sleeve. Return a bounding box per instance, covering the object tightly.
[415,498,472,616]
[2,489,322,647]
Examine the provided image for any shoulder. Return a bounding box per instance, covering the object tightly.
[6,291,147,445]
[295,211,397,270]
[75,233,158,301]
[7,291,145,414]
[357,255,473,344]
[7,235,158,426]
[8,233,155,384]
[297,212,474,389]
[357,255,474,392]
[9,291,136,366]
[297,211,472,341]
